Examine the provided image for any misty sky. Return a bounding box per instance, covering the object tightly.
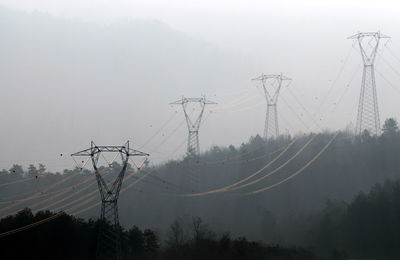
[1,0,400,171]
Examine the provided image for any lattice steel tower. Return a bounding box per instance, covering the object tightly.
[252,74,291,139]
[349,32,390,135]
[171,96,216,157]
[71,141,148,260]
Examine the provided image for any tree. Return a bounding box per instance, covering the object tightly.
[382,118,399,135]
[166,220,185,247]
[27,164,38,177]
[192,217,214,241]
[143,229,159,253]
[9,164,23,175]
[38,163,46,175]
[126,226,144,255]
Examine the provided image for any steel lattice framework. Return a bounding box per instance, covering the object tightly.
[252,74,291,139]
[71,141,149,260]
[171,96,216,158]
[349,32,390,135]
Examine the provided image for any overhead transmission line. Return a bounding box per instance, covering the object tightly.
[60,119,217,216]
[225,134,317,192]
[385,45,400,64]
[149,118,186,153]
[238,61,362,195]
[0,162,152,239]
[0,212,65,238]
[204,146,284,166]
[67,169,154,216]
[285,87,322,130]
[0,169,82,216]
[0,158,96,216]
[0,132,329,239]
[0,189,39,202]
[97,59,354,199]
[244,130,340,195]
[375,68,400,95]
[0,172,90,210]
[0,190,59,206]
[279,94,312,131]
[25,172,97,213]
[212,87,253,98]
[0,176,37,187]
[138,109,180,149]
[377,51,400,78]
[0,43,364,234]
[35,174,101,212]
[0,163,101,214]
[178,133,316,197]
[176,135,300,197]
[224,52,361,195]
[48,119,191,216]
[0,172,137,238]
[172,46,361,197]
[311,44,355,121]
[213,94,258,112]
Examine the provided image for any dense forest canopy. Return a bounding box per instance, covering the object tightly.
[1,118,400,259]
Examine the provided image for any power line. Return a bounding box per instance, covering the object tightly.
[138,110,179,149]
[312,44,355,120]
[227,133,317,192]
[0,212,66,238]
[244,131,340,195]
[176,135,301,197]
[0,176,37,187]
[0,170,81,216]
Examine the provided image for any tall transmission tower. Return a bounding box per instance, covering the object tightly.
[71,141,149,260]
[252,74,291,139]
[349,31,390,135]
[171,96,217,158]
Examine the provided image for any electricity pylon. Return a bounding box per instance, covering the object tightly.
[349,31,390,135]
[71,141,149,260]
[252,74,291,139]
[171,96,217,158]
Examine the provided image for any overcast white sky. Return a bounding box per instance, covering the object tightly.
[1,0,400,171]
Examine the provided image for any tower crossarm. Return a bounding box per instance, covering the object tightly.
[348,32,390,39]
[71,142,149,157]
[170,95,217,131]
[349,32,390,65]
[252,73,291,104]
[71,141,149,201]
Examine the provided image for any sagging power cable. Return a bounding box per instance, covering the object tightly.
[176,135,300,197]
[244,131,340,195]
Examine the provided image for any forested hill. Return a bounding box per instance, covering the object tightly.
[1,118,400,259]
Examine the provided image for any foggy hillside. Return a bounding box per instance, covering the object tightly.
[1,2,400,260]
[2,123,400,251]
[0,6,256,169]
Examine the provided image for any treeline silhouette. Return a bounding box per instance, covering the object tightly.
[1,178,398,259]
[308,179,400,259]
[0,209,320,260]
[1,118,400,259]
